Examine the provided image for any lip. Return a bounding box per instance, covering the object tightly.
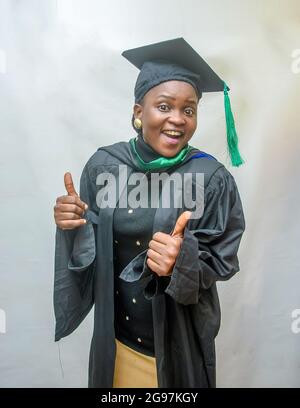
[161,132,183,145]
[162,130,184,136]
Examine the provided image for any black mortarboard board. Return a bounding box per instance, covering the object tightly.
[122,38,244,167]
[122,37,224,98]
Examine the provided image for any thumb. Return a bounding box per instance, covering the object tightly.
[171,211,192,238]
[64,172,79,196]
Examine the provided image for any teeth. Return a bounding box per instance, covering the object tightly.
[163,131,183,137]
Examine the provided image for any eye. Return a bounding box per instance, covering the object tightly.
[185,108,195,116]
[158,103,170,112]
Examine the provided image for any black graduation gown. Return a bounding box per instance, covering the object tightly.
[53,140,245,388]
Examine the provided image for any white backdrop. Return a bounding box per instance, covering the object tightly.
[0,0,299,387]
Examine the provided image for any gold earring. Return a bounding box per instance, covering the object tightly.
[134,118,142,129]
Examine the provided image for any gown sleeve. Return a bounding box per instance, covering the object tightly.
[164,166,245,305]
[53,159,98,341]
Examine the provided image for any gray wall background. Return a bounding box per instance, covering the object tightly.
[0,0,300,387]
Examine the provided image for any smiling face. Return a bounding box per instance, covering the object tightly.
[133,80,199,157]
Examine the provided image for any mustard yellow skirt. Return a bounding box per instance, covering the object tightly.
[113,339,158,388]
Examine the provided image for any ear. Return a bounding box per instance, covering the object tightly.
[133,103,143,119]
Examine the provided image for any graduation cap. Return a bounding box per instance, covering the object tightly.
[122,37,244,167]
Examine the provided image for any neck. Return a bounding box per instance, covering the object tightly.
[135,134,161,162]
[129,136,194,172]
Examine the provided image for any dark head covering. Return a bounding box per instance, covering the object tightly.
[133,60,202,103]
[122,38,244,167]
[122,37,224,102]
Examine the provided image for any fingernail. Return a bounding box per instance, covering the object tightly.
[85,204,88,210]
[83,219,87,224]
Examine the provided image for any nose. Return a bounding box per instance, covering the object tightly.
[168,110,186,126]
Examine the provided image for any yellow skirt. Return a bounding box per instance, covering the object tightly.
[113,339,158,388]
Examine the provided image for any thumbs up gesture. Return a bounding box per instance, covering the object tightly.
[146,211,192,277]
[54,172,89,230]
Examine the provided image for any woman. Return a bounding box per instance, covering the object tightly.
[53,38,245,388]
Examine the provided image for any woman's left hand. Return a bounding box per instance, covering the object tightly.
[146,211,192,277]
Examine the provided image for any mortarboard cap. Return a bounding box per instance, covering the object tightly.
[122,38,244,167]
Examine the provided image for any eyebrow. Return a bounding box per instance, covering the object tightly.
[156,94,198,104]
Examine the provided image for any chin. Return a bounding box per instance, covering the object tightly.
[160,148,181,158]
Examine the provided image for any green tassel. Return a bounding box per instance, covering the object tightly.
[224,82,244,167]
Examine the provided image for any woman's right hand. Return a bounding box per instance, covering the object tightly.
[54,172,88,230]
